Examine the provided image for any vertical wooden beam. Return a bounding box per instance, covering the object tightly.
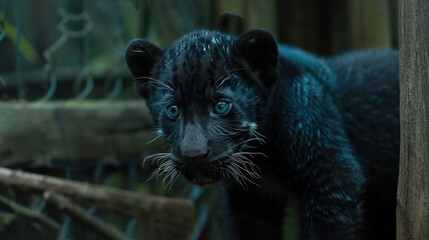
[397,0,429,239]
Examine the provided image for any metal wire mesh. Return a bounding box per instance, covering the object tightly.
[0,0,130,101]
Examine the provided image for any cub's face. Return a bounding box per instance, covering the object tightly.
[125,30,278,186]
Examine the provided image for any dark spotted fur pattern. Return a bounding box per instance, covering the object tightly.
[125,30,399,240]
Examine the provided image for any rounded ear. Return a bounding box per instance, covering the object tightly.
[232,29,278,87]
[125,39,162,98]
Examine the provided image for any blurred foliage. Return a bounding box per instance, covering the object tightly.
[0,214,12,230]
[0,9,39,63]
[283,198,300,240]
[103,171,125,188]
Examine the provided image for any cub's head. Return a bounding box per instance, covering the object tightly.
[125,30,278,186]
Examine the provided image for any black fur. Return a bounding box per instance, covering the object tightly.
[125,29,399,240]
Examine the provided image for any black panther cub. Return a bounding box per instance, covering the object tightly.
[125,29,399,240]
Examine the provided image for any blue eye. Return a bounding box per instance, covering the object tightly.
[166,105,180,118]
[214,101,231,115]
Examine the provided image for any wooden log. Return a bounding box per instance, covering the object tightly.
[0,100,165,166]
[0,66,131,87]
[0,167,196,240]
[397,0,429,239]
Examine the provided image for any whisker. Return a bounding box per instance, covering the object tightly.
[215,68,246,88]
[167,169,182,191]
[142,152,170,167]
[231,161,260,189]
[162,98,174,105]
[162,167,177,189]
[226,165,246,190]
[251,133,266,145]
[208,121,235,137]
[229,160,261,179]
[137,82,172,92]
[134,76,174,92]
[233,155,261,173]
[230,163,251,190]
[232,152,267,158]
[250,129,267,145]
[252,129,266,139]
[230,155,261,177]
[216,75,232,88]
[232,152,265,172]
[147,134,163,145]
[231,138,264,149]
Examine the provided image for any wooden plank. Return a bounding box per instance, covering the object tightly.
[0,100,165,166]
[397,0,429,239]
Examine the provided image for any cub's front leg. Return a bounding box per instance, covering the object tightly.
[299,153,364,240]
[270,73,365,240]
[291,116,365,240]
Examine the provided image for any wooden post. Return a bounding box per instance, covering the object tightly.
[397,0,429,239]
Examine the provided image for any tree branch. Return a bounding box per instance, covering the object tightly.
[0,194,60,232]
[0,167,196,240]
[43,191,131,240]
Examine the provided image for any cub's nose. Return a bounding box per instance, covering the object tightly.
[181,149,209,163]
